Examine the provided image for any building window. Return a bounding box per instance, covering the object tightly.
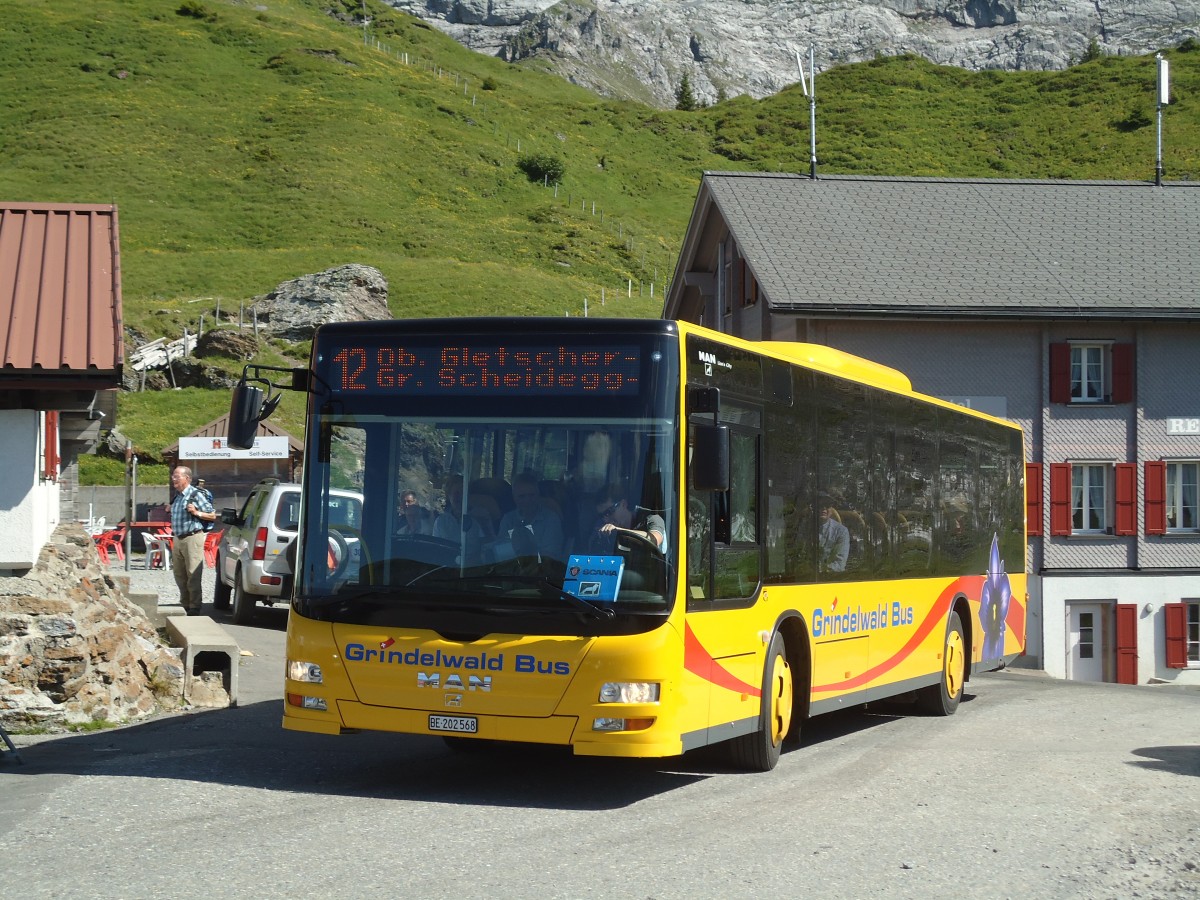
[1166,462,1200,532]
[1051,462,1135,536]
[1049,342,1133,404]
[1165,602,1200,668]
[1072,464,1109,533]
[742,266,758,308]
[1071,344,1105,402]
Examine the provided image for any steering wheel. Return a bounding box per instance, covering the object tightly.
[326,525,374,582]
[616,527,664,555]
[326,528,350,578]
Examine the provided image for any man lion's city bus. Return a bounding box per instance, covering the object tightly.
[227,317,1026,771]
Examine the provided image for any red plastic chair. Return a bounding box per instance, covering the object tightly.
[94,527,126,566]
[204,529,223,568]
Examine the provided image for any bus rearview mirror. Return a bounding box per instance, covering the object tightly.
[692,424,730,492]
[228,381,264,450]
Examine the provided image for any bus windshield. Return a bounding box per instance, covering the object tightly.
[294,326,680,635]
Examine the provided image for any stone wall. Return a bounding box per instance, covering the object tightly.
[0,525,184,728]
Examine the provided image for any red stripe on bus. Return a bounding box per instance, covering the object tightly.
[813,577,976,693]
[684,624,762,698]
[1006,591,1026,642]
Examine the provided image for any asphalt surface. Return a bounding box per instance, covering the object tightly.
[2,567,1198,899]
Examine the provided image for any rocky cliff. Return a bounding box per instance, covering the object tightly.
[384,0,1199,106]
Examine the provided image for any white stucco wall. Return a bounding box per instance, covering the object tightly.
[0,409,60,570]
[1041,573,1200,686]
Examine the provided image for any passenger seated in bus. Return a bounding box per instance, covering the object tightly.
[817,494,850,573]
[395,489,434,537]
[496,471,565,563]
[588,481,666,555]
[433,478,492,565]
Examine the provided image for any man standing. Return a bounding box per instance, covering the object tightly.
[170,466,217,615]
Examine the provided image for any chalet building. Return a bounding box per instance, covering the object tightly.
[664,173,1200,685]
[0,203,122,571]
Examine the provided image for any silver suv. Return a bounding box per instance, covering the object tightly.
[213,478,363,624]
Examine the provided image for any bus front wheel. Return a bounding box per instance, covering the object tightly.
[917,610,966,716]
[728,631,793,772]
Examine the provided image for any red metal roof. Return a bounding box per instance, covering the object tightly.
[0,202,123,389]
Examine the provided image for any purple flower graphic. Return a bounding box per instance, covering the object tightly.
[980,534,1011,660]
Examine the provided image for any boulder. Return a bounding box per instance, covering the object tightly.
[253,264,391,342]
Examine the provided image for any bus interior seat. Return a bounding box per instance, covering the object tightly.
[470,477,513,515]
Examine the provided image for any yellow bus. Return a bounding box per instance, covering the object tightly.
[228,317,1026,771]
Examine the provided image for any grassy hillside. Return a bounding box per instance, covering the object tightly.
[2,1,1197,478]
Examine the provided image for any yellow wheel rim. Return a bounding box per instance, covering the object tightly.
[768,652,794,746]
[944,628,965,698]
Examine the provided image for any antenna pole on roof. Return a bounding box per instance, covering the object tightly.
[1155,53,1169,186]
[792,47,820,180]
[806,46,818,179]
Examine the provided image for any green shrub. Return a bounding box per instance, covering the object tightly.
[517,152,565,184]
[176,1,216,21]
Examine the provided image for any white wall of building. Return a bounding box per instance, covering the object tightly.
[1041,573,1200,686]
[0,409,60,571]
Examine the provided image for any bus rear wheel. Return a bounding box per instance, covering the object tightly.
[917,611,966,715]
[728,632,793,772]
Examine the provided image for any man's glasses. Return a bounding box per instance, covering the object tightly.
[600,501,620,518]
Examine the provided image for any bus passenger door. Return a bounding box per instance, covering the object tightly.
[686,418,764,736]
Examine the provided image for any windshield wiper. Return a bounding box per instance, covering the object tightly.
[536,578,615,619]
[436,574,617,619]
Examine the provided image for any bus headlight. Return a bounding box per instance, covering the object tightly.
[598,682,660,704]
[288,660,323,684]
[287,693,328,711]
[593,717,655,732]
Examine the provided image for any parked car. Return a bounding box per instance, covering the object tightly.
[213,478,363,624]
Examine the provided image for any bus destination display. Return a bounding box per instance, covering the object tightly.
[327,343,643,396]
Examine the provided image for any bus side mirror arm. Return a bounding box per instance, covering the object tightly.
[227,365,310,450]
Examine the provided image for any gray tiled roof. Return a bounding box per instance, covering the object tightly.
[695,173,1200,319]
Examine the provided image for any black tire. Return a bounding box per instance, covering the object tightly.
[727,631,794,772]
[212,562,231,611]
[917,610,966,716]
[231,567,256,625]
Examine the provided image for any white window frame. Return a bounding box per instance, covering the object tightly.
[1166,461,1200,533]
[1186,601,1200,666]
[1071,463,1109,534]
[1070,343,1109,404]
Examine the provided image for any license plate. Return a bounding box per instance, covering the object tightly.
[428,714,477,734]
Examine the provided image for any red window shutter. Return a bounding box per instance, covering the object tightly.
[1144,461,1167,535]
[43,411,60,482]
[1049,343,1071,404]
[1110,343,1134,403]
[1115,603,1138,684]
[1114,463,1137,535]
[1164,603,1188,669]
[1049,463,1072,536]
[1025,462,1044,537]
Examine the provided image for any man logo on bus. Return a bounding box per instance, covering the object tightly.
[980,534,1011,660]
[570,565,581,578]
